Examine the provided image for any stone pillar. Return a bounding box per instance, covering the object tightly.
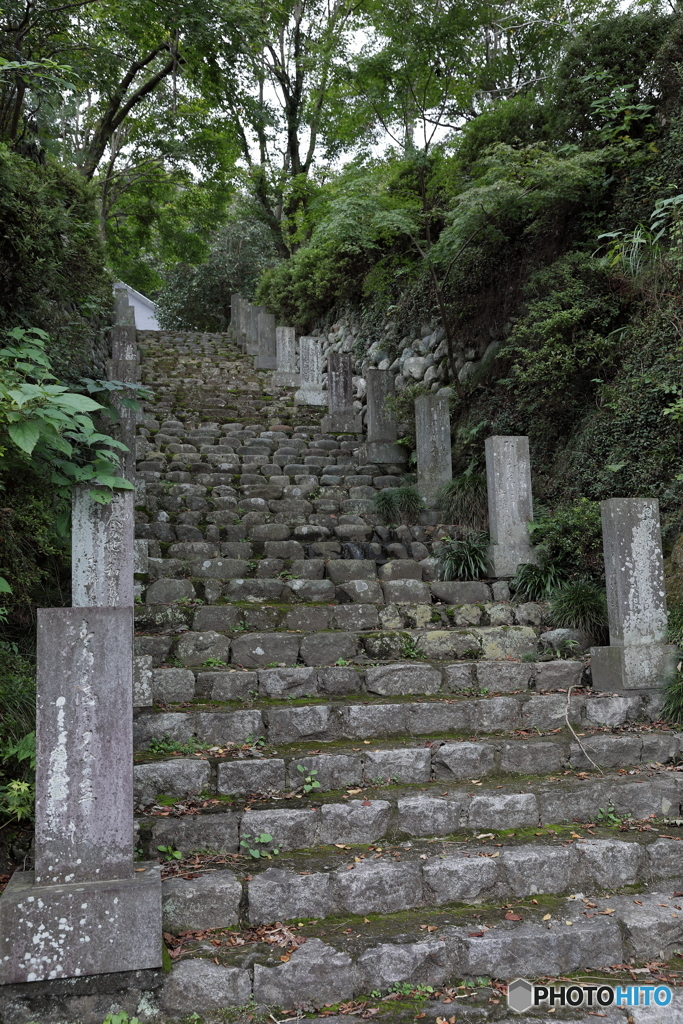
[273,326,299,386]
[294,337,326,407]
[591,498,677,690]
[0,282,161,983]
[230,293,241,340]
[0,607,161,982]
[256,311,277,369]
[248,304,265,357]
[71,487,134,607]
[485,436,538,577]
[239,299,250,351]
[321,352,361,433]
[415,393,452,504]
[359,368,406,465]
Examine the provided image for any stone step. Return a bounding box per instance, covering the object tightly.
[135,623,542,666]
[135,600,537,643]
[157,891,683,1014]
[133,726,680,793]
[153,832,683,932]
[133,761,683,843]
[133,678,661,744]
[136,655,588,700]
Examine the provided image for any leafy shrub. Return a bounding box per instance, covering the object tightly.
[549,580,608,639]
[435,472,488,530]
[527,498,604,580]
[500,253,625,426]
[435,533,489,581]
[0,145,110,379]
[372,485,426,526]
[457,94,549,164]
[512,561,567,602]
[0,648,36,823]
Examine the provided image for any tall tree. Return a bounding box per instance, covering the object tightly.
[206,0,370,257]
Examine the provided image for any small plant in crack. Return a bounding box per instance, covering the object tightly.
[296,765,321,793]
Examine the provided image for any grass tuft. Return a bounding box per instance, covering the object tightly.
[435,532,489,581]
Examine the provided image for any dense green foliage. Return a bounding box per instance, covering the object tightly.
[156,216,278,330]
[247,7,683,570]
[0,146,110,377]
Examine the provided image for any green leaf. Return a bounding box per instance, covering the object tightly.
[7,419,42,454]
[54,393,103,412]
[0,578,11,594]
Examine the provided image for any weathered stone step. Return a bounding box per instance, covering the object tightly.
[155,833,683,932]
[135,622,541,666]
[157,891,683,1014]
[134,726,680,796]
[133,679,663,745]
[137,656,590,703]
[133,762,683,844]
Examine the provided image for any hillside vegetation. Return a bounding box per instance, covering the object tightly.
[251,12,683,556]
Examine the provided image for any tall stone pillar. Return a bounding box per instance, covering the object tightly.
[249,305,266,357]
[0,290,162,983]
[485,435,537,576]
[359,368,406,465]
[239,300,251,351]
[273,326,299,385]
[591,498,677,690]
[0,607,162,982]
[71,487,134,607]
[256,311,277,369]
[230,293,241,340]
[294,337,326,407]
[321,352,361,433]
[415,393,452,504]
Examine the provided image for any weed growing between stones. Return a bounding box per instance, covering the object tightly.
[512,560,567,601]
[548,579,608,639]
[434,533,489,581]
[662,660,683,724]
[435,473,488,532]
[371,486,425,526]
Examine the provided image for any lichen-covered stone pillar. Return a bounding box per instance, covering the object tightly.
[273,326,299,385]
[591,498,677,691]
[256,311,277,369]
[294,337,326,406]
[415,392,452,504]
[322,352,361,433]
[485,435,537,576]
[71,486,134,606]
[359,367,406,465]
[0,607,162,982]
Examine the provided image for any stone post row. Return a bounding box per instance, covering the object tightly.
[0,292,162,984]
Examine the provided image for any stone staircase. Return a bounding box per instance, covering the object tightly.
[131,329,683,1020]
